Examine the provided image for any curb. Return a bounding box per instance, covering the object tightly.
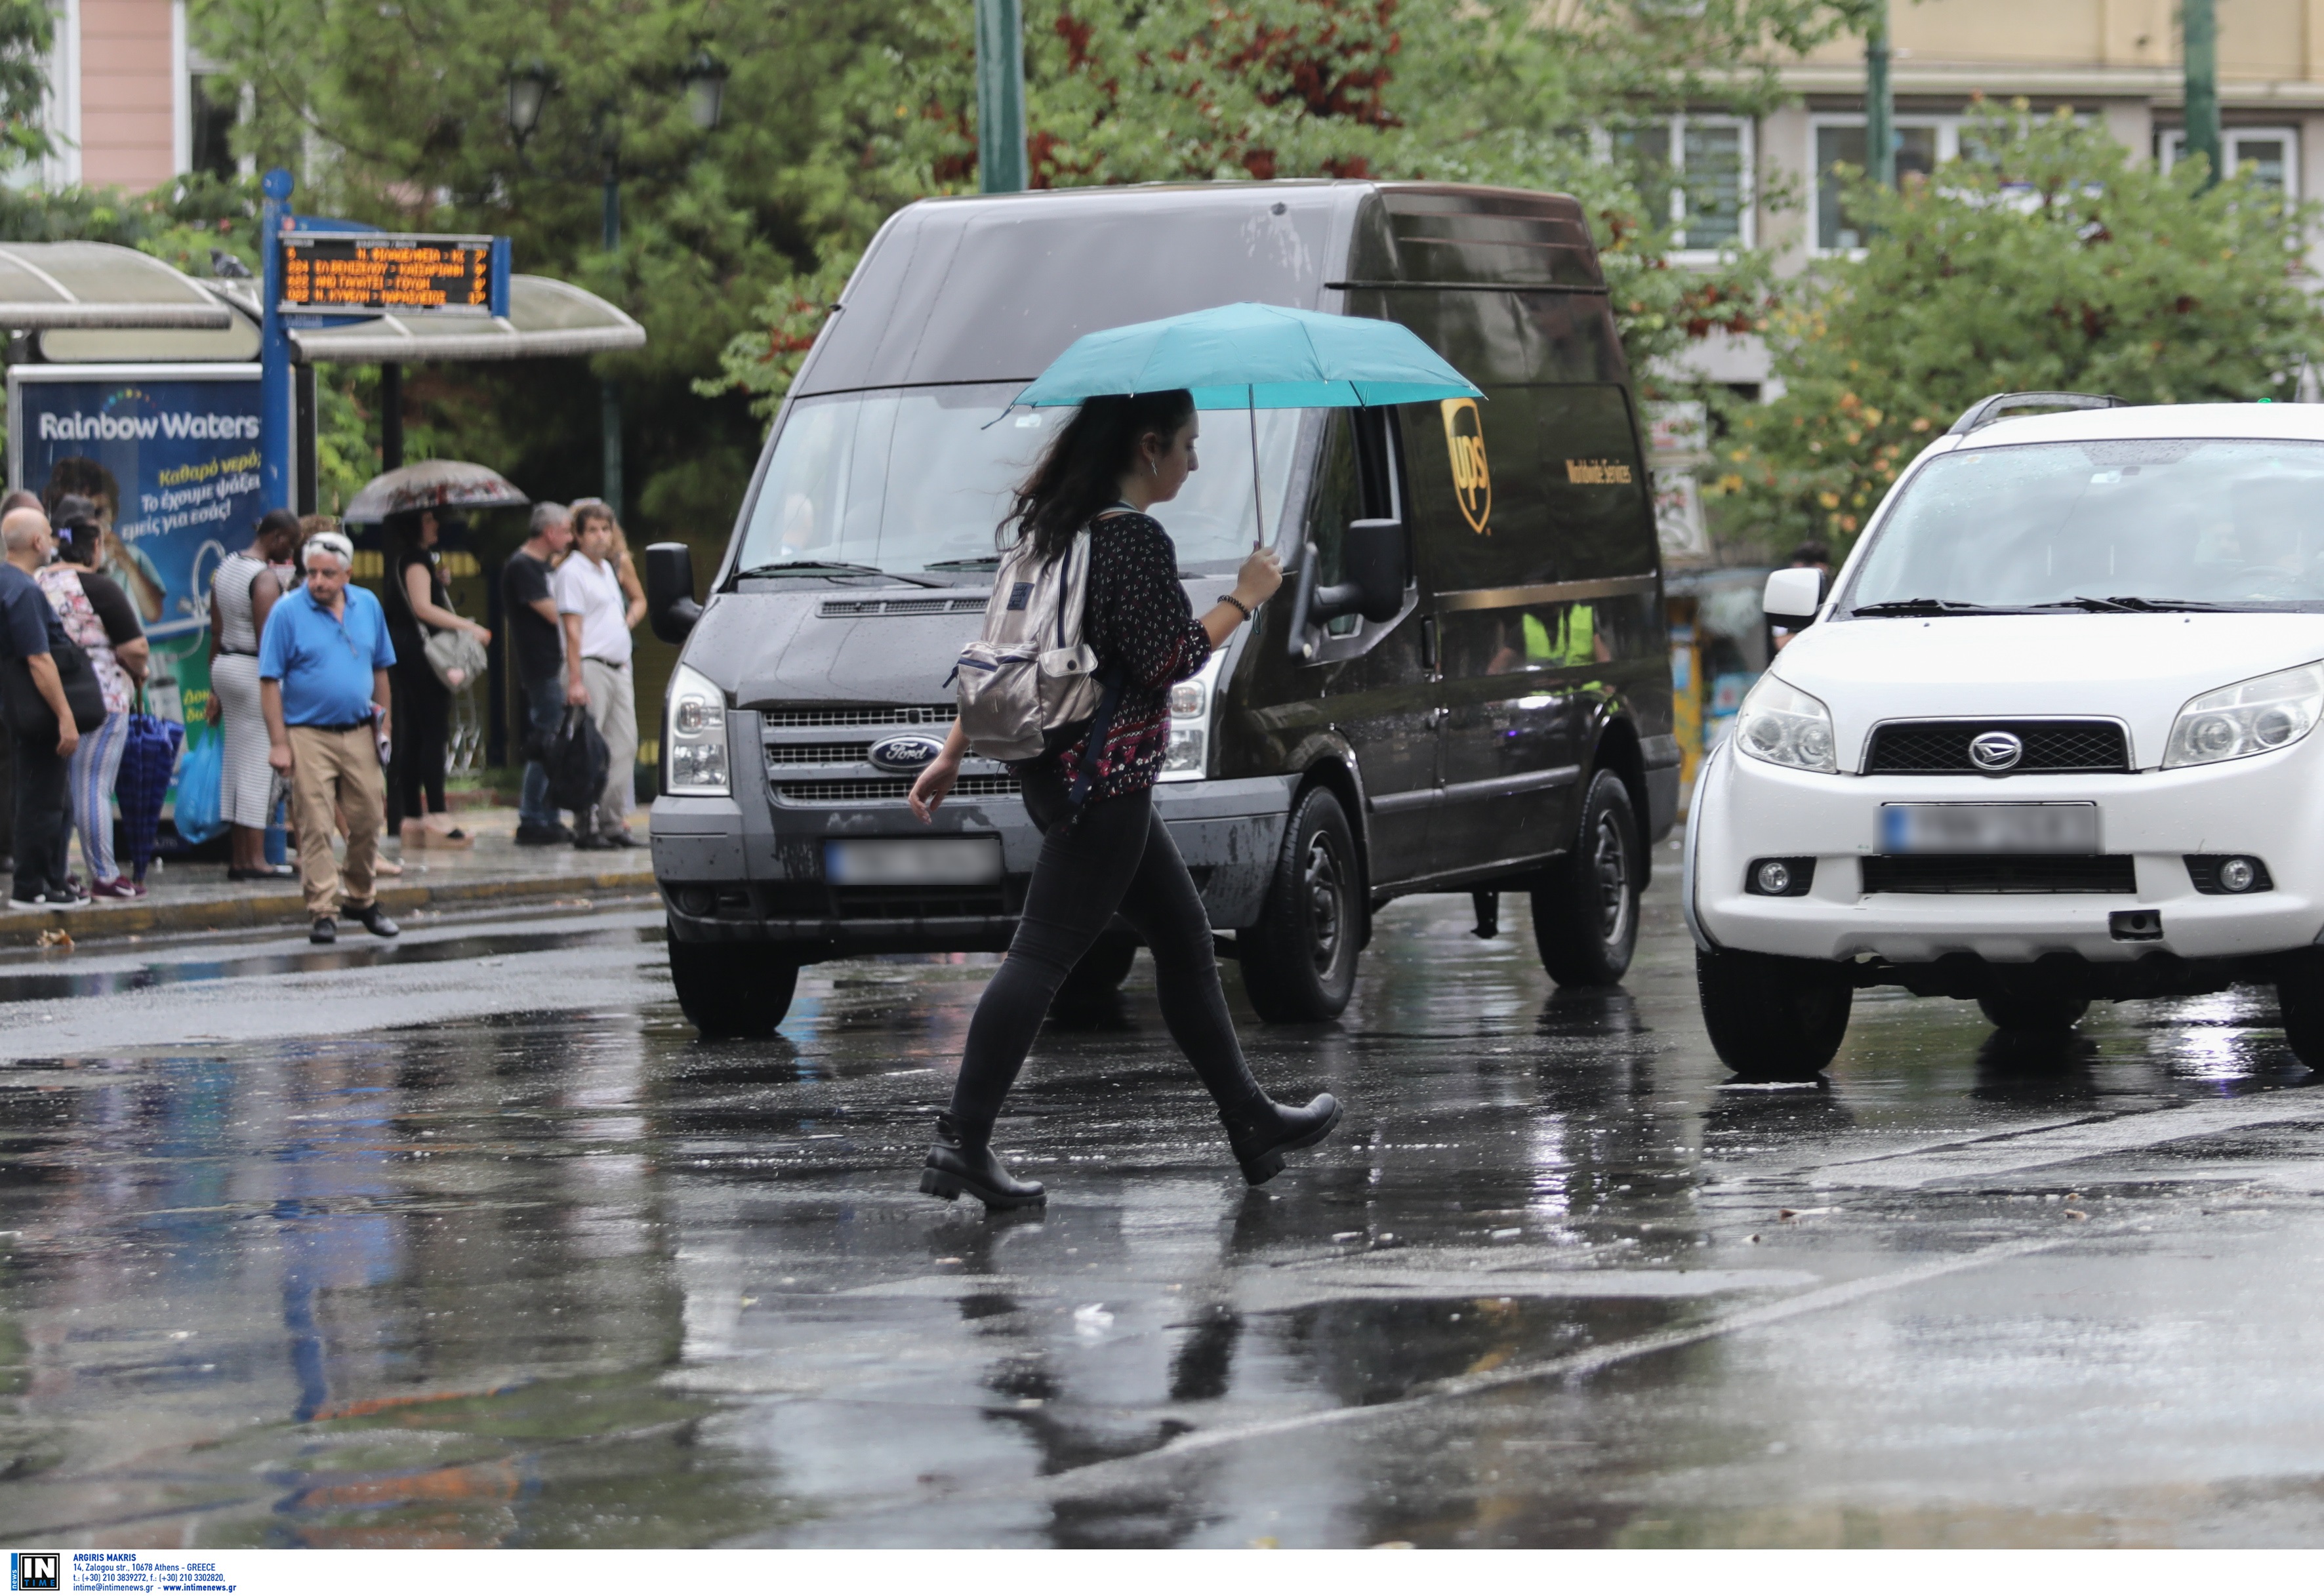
[0,863,659,948]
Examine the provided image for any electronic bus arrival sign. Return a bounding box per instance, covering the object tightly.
[277,232,511,317]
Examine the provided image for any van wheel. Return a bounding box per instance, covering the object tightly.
[1532,771,1642,987]
[1977,992,2090,1032]
[1058,930,1139,1001]
[1697,946,1852,1080]
[668,928,799,1039]
[2279,952,2324,1071]
[1241,787,1360,1023]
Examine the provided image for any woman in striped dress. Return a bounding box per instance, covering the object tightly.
[206,509,298,879]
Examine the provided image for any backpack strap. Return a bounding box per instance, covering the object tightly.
[1065,666,1126,809]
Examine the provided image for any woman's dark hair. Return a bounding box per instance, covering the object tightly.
[1000,390,1195,563]
[255,507,302,557]
[381,507,427,553]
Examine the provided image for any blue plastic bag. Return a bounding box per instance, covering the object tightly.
[173,732,224,846]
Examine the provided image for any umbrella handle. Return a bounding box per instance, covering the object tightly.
[1248,388,1263,550]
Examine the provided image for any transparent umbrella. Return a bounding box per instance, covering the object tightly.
[342,459,528,525]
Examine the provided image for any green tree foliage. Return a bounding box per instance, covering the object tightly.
[1715,100,2324,553]
[0,0,54,171]
[708,0,1869,415]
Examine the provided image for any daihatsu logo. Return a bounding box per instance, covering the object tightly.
[1968,730,2024,771]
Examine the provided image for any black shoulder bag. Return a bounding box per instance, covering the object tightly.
[4,633,109,740]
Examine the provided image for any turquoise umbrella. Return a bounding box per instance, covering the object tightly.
[1011,302,1482,543]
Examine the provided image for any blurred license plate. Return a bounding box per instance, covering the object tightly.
[825,838,1003,887]
[1879,803,2100,854]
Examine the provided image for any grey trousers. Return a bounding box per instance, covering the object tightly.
[579,657,637,838]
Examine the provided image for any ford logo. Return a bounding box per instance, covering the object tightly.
[1968,730,2024,771]
[868,734,945,773]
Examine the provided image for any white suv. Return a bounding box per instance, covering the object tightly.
[1687,394,2324,1078]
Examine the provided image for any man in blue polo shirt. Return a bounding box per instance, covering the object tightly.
[258,529,399,945]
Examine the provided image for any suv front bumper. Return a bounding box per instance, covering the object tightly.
[1688,739,2324,966]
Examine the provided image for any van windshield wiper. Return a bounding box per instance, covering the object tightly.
[734,561,942,587]
[1849,598,2027,617]
[923,557,1001,571]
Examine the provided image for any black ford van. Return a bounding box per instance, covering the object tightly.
[646,180,1680,1036]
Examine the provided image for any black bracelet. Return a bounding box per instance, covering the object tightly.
[1216,593,1253,621]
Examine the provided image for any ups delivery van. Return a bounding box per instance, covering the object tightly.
[645,180,1681,1037]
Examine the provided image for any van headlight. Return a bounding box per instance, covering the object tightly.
[1734,676,1837,773]
[1158,652,1227,783]
[664,660,731,796]
[2164,661,2324,768]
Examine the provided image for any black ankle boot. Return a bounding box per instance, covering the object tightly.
[1219,1093,1343,1187]
[920,1114,1046,1210]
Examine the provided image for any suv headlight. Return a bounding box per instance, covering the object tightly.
[1734,676,1837,773]
[1158,651,1227,783]
[664,660,731,796]
[2164,661,2324,769]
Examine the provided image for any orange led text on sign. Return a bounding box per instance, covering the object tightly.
[279,237,493,313]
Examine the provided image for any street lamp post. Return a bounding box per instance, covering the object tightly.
[502,52,726,518]
[2184,0,2222,192]
[1864,0,1894,192]
[975,0,1027,193]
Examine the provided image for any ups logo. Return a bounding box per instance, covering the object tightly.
[1440,398,1490,534]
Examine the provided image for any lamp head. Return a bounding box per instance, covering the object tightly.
[506,59,551,144]
[682,47,728,132]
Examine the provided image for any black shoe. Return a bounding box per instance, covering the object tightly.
[310,916,337,944]
[1220,1092,1343,1187]
[228,865,295,882]
[514,823,575,846]
[342,901,399,938]
[920,1113,1046,1210]
[607,831,644,848]
[572,832,615,851]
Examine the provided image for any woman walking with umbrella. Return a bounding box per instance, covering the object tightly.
[907,388,1337,1209]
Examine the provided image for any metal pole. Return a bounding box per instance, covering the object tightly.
[1865,0,1894,190]
[2184,0,2222,192]
[600,153,624,516]
[258,166,295,514]
[380,361,403,472]
[975,0,1027,193]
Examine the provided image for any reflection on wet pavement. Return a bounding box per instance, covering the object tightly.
[6,872,2324,1546]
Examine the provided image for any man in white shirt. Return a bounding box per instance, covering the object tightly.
[554,504,646,847]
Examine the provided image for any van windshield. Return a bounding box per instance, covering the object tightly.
[735,382,1302,577]
[1845,438,2324,615]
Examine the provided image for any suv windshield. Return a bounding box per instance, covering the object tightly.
[735,382,1301,577]
[1845,438,2324,613]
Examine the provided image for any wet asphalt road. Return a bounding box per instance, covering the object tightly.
[8,859,2324,1547]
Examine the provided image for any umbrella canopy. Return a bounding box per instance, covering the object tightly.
[1011,302,1482,411]
[343,459,529,525]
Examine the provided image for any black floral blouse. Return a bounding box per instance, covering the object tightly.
[1030,510,1212,802]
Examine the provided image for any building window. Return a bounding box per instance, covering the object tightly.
[2157,127,2298,196]
[1607,114,1755,255]
[189,74,239,181]
[1812,117,1958,252]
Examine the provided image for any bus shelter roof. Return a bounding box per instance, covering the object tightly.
[0,242,235,331]
[204,274,647,362]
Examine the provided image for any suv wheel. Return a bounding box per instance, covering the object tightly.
[2280,952,2324,1072]
[1241,786,1360,1023]
[668,928,800,1038]
[1697,945,1852,1080]
[1977,991,2090,1033]
[1532,770,1642,987]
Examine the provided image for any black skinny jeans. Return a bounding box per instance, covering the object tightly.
[386,662,449,829]
[947,764,1266,1145]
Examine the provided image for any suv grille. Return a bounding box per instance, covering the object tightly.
[1864,720,2129,775]
[773,775,1020,806]
[818,596,989,618]
[760,705,956,729]
[1862,853,2137,893]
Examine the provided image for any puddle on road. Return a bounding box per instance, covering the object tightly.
[5,888,2324,1546]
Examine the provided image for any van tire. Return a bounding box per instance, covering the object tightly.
[1058,930,1139,1001]
[2279,953,2324,1071]
[1532,770,1642,987]
[1696,946,1852,1080]
[1977,992,2090,1032]
[668,930,799,1038]
[1241,787,1361,1023]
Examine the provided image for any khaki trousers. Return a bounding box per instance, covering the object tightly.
[580,657,637,839]
[286,724,384,920]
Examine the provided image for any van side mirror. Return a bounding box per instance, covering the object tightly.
[1286,520,1409,659]
[1764,565,1824,621]
[647,542,703,642]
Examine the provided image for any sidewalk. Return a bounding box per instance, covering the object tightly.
[0,808,656,948]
